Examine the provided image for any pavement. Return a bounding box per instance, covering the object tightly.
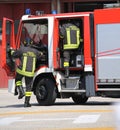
[0,88,120,130]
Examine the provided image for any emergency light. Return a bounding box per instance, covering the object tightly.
[25,8,31,15]
[52,10,57,14]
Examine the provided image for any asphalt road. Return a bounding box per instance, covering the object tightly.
[0,88,120,130]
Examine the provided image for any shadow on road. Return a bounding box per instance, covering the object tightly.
[31,100,113,106]
[0,104,25,108]
[0,100,116,108]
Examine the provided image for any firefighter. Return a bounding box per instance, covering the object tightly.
[60,22,82,77]
[10,38,43,107]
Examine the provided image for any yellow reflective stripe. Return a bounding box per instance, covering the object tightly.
[70,25,78,30]
[27,52,36,57]
[16,81,22,86]
[77,30,80,46]
[21,52,36,75]
[66,28,71,45]
[64,44,80,50]
[16,68,34,77]
[25,92,32,97]
[64,26,81,50]
[64,61,69,67]
[23,55,27,71]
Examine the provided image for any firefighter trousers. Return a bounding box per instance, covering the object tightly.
[15,72,33,92]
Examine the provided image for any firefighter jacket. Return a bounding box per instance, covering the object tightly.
[60,23,82,50]
[11,45,42,77]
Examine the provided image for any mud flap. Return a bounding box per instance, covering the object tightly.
[8,78,15,94]
[85,73,95,97]
[8,77,26,94]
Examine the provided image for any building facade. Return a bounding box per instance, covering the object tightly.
[0,0,118,20]
[0,0,118,32]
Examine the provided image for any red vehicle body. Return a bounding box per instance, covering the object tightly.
[1,8,120,105]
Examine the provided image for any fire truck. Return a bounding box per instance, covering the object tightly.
[1,8,120,105]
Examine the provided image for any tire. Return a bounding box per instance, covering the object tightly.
[35,78,57,106]
[72,95,88,104]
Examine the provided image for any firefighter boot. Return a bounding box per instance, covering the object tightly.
[14,87,18,96]
[18,86,25,99]
[24,96,31,107]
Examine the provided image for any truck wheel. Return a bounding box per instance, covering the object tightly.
[35,78,57,106]
[72,95,88,104]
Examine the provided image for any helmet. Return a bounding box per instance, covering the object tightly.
[23,37,33,46]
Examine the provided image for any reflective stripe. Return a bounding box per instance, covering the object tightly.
[84,65,92,72]
[23,55,27,72]
[66,28,71,45]
[63,25,81,50]
[77,30,80,46]
[16,81,22,86]
[16,52,36,77]
[16,68,34,77]
[64,61,69,67]
[25,91,32,97]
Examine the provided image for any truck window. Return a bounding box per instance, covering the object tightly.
[20,19,48,66]
[21,19,48,46]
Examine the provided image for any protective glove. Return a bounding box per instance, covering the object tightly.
[7,48,15,63]
[9,48,15,56]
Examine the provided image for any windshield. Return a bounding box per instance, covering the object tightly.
[21,19,48,46]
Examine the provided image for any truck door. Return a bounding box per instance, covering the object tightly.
[1,17,16,76]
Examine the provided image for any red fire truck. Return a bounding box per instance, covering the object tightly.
[1,8,120,105]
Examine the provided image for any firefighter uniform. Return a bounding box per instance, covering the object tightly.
[60,23,82,77]
[11,40,42,107]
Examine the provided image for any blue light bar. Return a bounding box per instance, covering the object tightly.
[52,10,57,14]
[25,8,31,15]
